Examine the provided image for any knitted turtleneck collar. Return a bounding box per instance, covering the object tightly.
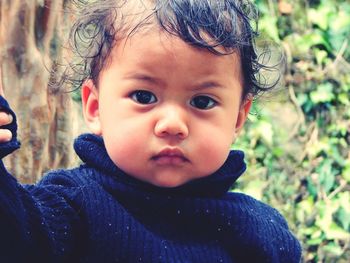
[74,133,246,197]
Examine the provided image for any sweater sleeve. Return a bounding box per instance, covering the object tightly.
[0,96,20,159]
[0,97,80,262]
[226,192,302,263]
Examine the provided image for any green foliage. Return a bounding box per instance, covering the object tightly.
[233,0,350,262]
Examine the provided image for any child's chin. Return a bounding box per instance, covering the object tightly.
[148,175,190,189]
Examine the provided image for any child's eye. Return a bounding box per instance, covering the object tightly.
[190,95,217,110]
[129,90,157,104]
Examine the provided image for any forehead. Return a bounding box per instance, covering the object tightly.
[121,29,240,64]
[108,29,243,88]
[106,0,244,82]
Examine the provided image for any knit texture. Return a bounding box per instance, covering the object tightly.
[0,97,302,263]
[0,96,20,159]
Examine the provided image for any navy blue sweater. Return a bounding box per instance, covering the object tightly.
[0,97,301,262]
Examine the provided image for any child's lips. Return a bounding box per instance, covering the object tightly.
[151,148,189,165]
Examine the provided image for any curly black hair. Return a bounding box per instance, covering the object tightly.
[59,0,279,99]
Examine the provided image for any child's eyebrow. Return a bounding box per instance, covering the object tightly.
[124,73,165,86]
[192,81,225,91]
[124,73,226,90]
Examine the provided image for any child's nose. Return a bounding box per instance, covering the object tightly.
[154,105,189,139]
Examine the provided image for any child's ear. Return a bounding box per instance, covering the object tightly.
[233,96,253,141]
[81,80,102,135]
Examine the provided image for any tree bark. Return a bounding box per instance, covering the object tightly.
[0,0,80,183]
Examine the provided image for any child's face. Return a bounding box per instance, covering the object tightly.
[82,29,251,187]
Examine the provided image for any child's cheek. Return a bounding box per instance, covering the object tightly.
[102,123,147,172]
[192,127,234,175]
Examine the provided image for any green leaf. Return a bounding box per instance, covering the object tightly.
[310,83,335,104]
[306,237,323,246]
[309,8,329,30]
[306,177,318,197]
[272,147,284,158]
[336,207,350,231]
[314,48,328,65]
[341,83,350,92]
[338,192,350,214]
[293,31,331,54]
[259,16,280,42]
[296,93,308,106]
[296,197,314,222]
[317,160,336,194]
[324,223,350,240]
[329,8,350,33]
[323,242,344,257]
[338,93,350,105]
[343,163,350,183]
[300,226,317,236]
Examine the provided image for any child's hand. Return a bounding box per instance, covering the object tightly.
[0,72,13,143]
[0,111,13,142]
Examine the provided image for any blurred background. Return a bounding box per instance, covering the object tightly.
[0,0,349,262]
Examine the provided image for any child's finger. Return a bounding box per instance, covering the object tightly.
[0,111,12,126]
[0,129,12,142]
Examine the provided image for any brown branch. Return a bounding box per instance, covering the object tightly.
[298,122,317,162]
[287,85,305,140]
[322,39,349,75]
[42,0,64,54]
[327,179,348,200]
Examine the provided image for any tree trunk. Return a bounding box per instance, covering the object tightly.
[0,0,81,183]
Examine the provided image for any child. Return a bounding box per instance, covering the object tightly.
[0,0,301,262]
